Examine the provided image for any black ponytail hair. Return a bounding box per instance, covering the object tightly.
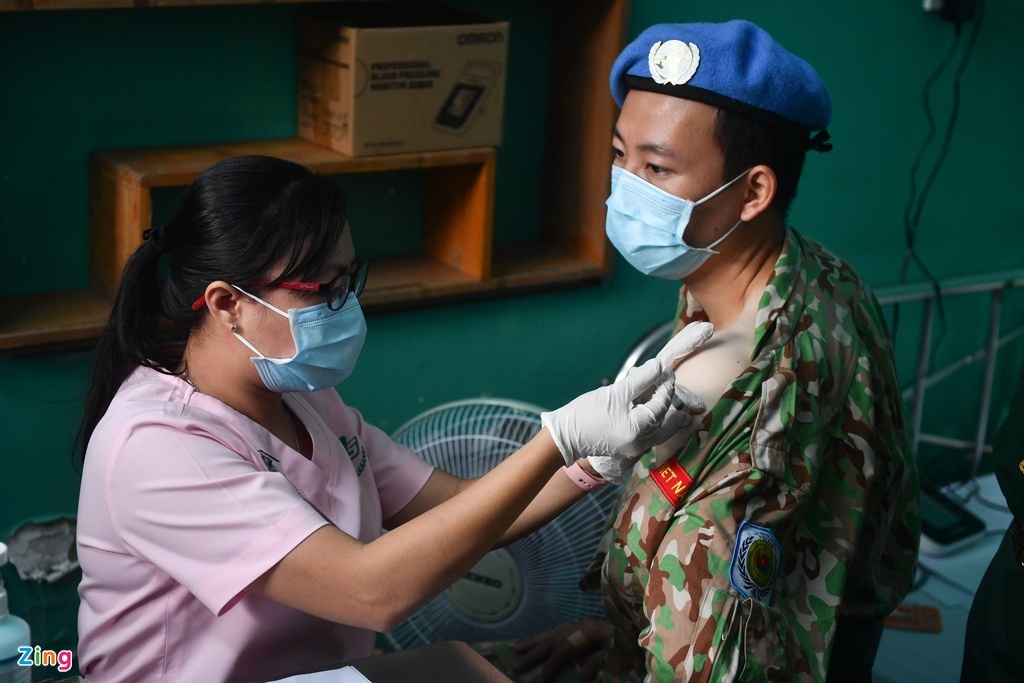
[75,155,348,461]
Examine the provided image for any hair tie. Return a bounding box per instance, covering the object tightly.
[142,226,168,253]
[807,129,833,153]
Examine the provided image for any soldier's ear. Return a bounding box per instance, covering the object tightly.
[738,165,775,222]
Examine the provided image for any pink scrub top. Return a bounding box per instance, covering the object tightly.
[76,367,435,683]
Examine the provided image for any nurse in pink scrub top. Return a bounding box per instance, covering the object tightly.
[74,155,711,683]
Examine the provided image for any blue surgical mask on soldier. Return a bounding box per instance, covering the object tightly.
[231,285,367,393]
[605,165,747,280]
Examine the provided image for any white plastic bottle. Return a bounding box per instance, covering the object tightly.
[0,543,31,683]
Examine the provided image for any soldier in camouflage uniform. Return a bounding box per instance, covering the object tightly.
[595,21,920,683]
[595,227,920,682]
[498,20,920,683]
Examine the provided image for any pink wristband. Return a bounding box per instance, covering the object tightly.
[563,461,607,491]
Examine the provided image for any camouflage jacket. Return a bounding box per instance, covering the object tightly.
[594,229,921,682]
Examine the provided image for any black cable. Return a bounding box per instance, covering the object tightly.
[892,83,950,340]
[890,0,985,375]
[891,28,959,346]
[900,35,961,266]
[910,1,986,233]
[947,476,1011,514]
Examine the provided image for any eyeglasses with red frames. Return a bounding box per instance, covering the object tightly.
[191,261,369,311]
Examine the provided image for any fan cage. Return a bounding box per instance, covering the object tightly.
[384,398,620,650]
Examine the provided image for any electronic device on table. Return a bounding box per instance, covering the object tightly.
[919,482,986,556]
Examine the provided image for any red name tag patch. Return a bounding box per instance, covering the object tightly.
[653,459,693,507]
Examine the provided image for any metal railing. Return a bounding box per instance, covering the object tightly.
[874,270,1024,478]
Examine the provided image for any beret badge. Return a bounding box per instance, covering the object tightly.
[647,39,700,86]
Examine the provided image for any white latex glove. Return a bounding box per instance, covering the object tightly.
[541,322,712,484]
[633,320,717,405]
[657,321,715,372]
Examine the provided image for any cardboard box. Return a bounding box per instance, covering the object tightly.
[298,4,508,156]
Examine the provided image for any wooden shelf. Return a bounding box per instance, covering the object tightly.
[88,138,497,305]
[0,289,111,352]
[0,0,623,354]
[0,0,332,11]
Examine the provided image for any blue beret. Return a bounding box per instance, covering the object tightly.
[610,20,832,140]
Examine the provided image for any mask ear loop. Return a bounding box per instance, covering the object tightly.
[693,168,752,207]
[686,168,751,253]
[699,219,744,254]
[233,330,271,360]
[230,285,295,363]
[233,284,290,318]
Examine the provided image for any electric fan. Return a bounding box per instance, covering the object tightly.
[383,398,621,650]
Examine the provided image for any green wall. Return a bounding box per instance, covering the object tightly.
[1,0,1023,675]
[649,0,1024,483]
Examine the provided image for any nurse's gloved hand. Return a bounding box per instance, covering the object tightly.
[657,321,715,372]
[540,322,711,484]
[632,320,716,405]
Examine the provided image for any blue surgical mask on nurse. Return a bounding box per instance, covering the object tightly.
[605,165,747,280]
[231,286,368,393]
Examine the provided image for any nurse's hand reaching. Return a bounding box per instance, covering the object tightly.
[541,321,712,483]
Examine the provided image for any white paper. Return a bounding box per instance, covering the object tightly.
[266,665,373,683]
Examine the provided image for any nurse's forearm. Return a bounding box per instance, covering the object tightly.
[249,429,564,631]
[387,459,594,547]
[496,465,591,546]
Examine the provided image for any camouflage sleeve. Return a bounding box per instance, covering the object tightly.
[634,465,808,683]
[621,331,914,682]
[836,286,920,618]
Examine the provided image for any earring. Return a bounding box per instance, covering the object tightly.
[230,323,237,333]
